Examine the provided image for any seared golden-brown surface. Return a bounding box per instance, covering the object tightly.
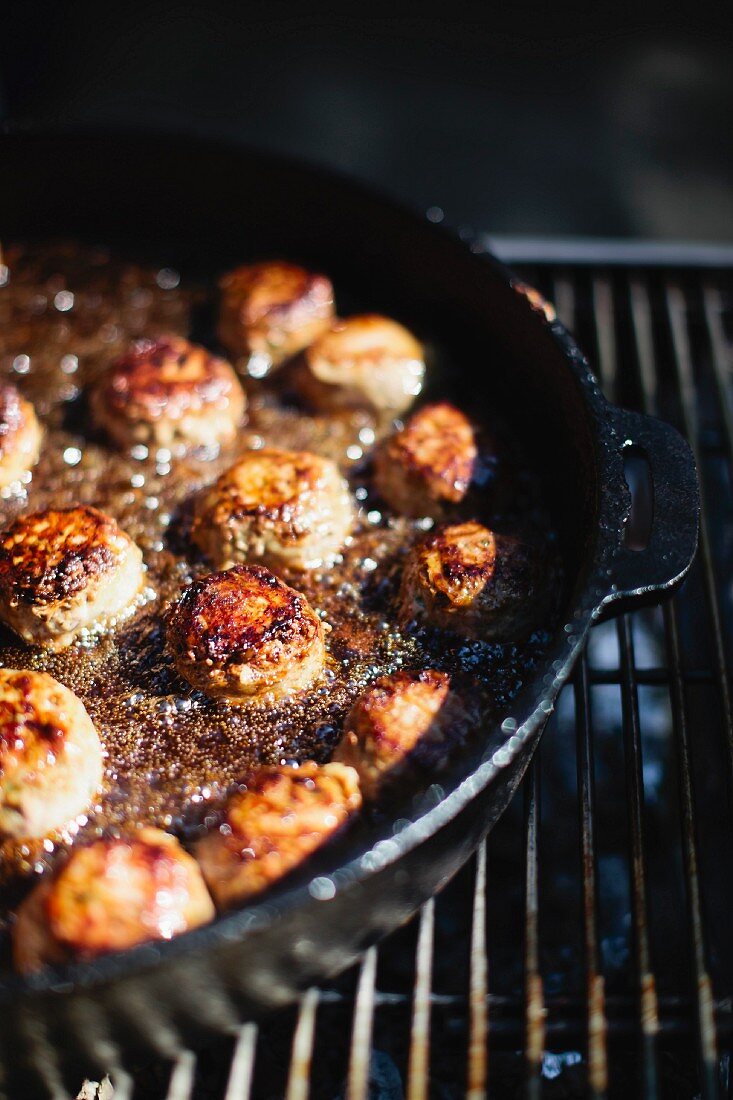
[13,827,215,972]
[0,669,103,840]
[333,669,469,799]
[375,402,477,518]
[0,384,43,490]
[90,334,245,450]
[297,314,425,415]
[166,564,326,703]
[0,505,144,649]
[192,447,354,571]
[398,521,541,641]
[194,762,361,908]
[218,261,334,370]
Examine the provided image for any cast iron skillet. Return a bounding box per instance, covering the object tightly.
[0,133,698,1098]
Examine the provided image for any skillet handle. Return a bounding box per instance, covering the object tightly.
[598,407,699,619]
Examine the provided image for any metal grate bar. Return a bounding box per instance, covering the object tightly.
[703,286,733,452]
[662,284,733,786]
[662,281,720,1096]
[406,899,435,1100]
[523,758,545,1099]
[588,667,727,685]
[345,947,378,1100]
[165,1051,196,1100]
[106,1072,132,1100]
[551,273,577,333]
[592,276,618,402]
[558,271,610,1098]
[224,1023,257,1100]
[587,276,661,1095]
[627,276,721,1097]
[575,654,608,1098]
[617,546,661,1097]
[104,1073,129,1100]
[467,842,488,1100]
[663,598,719,1097]
[284,989,319,1100]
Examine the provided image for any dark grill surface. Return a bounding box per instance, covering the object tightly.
[61,259,733,1099]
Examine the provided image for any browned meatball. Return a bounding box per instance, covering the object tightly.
[374,402,477,518]
[0,669,103,840]
[192,448,354,571]
[0,384,43,490]
[218,261,335,372]
[398,521,542,641]
[166,564,326,703]
[0,506,145,649]
[333,670,469,799]
[296,314,425,415]
[193,762,361,908]
[90,334,246,451]
[13,828,215,973]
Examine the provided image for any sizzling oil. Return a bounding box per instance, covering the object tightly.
[0,243,555,946]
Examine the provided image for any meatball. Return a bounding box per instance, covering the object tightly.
[398,521,541,641]
[194,762,361,908]
[333,670,468,799]
[374,402,477,519]
[0,384,43,491]
[166,564,326,703]
[192,448,354,571]
[0,506,145,650]
[90,335,246,451]
[13,827,215,973]
[296,314,425,415]
[218,261,335,372]
[0,669,103,841]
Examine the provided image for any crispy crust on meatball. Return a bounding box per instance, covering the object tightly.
[192,448,354,571]
[90,335,245,450]
[333,669,469,799]
[398,521,541,641]
[193,762,361,908]
[166,564,326,703]
[12,827,215,972]
[0,506,145,650]
[0,384,43,490]
[218,261,335,369]
[374,403,477,518]
[296,314,425,415]
[0,669,103,840]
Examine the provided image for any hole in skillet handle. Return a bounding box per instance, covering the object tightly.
[622,445,654,552]
[598,406,699,620]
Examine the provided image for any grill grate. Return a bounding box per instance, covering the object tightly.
[71,261,733,1100]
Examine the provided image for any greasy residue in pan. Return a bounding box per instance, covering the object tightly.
[0,242,558,948]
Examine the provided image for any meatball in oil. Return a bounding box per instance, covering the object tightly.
[218,261,334,372]
[0,669,103,841]
[13,828,214,973]
[91,334,245,451]
[375,402,477,519]
[166,564,326,704]
[334,669,469,799]
[296,314,425,416]
[398,521,542,642]
[194,762,361,909]
[192,447,354,571]
[0,505,144,650]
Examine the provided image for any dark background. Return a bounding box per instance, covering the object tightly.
[2,3,732,242]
